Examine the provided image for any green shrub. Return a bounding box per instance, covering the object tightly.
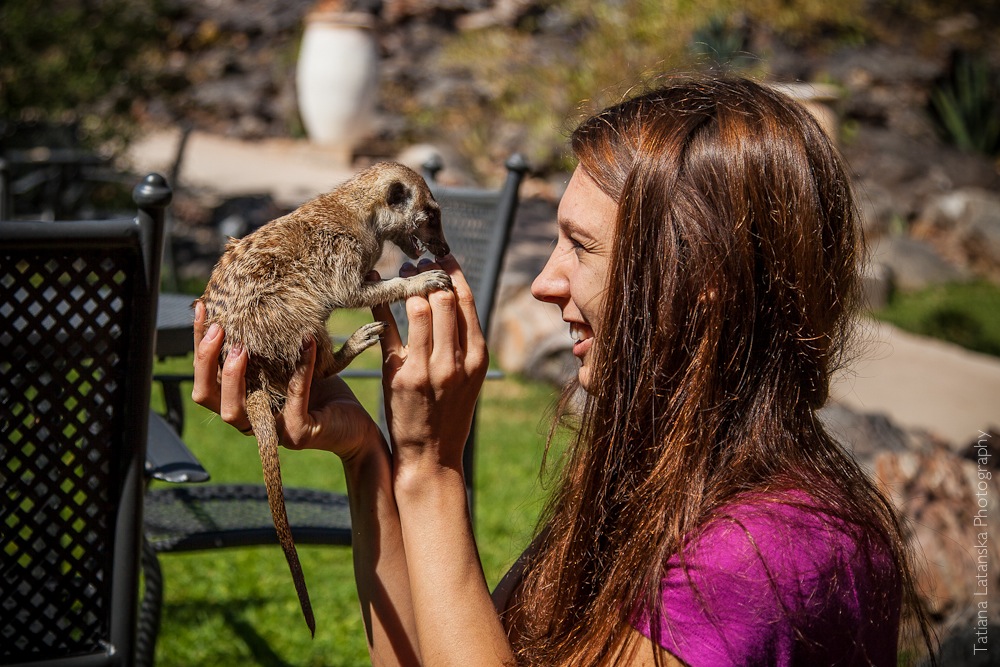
[427,0,870,177]
[875,281,1000,358]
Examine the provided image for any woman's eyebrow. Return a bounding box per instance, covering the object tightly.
[557,216,595,240]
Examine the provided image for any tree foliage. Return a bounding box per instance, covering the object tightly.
[0,0,165,154]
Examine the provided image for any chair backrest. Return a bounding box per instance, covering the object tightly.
[0,121,111,222]
[430,154,530,334]
[0,174,171,666]
[423,155,529,515]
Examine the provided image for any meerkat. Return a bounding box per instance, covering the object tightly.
[197,162,452,636]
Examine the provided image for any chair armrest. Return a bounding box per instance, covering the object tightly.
[146,410,210,483]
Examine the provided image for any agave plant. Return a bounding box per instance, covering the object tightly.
[690,15,756,72]
[929,51,1000,157]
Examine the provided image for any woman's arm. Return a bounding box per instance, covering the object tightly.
[377,256,516,666]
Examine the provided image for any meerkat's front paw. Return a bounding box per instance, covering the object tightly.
[411,269,453,295]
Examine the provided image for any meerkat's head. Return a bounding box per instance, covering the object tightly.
[370,163,450,259]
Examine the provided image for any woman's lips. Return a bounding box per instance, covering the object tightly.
[570,323,593,358]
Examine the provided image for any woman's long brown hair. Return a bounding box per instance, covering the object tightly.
[506,77,935,665]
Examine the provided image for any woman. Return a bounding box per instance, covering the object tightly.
[193,76,933,665]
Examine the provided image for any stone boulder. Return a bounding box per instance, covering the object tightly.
[493,285,576,386]
[913,188,1000,284]
[869,234,971,293]
[841,126,1000,228]
[822,404,999,663]
[874,430,999,663]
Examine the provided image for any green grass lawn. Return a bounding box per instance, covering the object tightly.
[149,309,563,666]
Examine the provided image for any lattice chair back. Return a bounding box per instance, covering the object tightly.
[382,154,529,513]
[1,174,171,666]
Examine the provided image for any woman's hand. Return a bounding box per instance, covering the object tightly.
[190,301,383,461]
[374,255,489,473]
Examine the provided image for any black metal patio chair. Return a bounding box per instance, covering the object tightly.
[0,120,131,223]
[143,153,529,561]
[1,174,172,666]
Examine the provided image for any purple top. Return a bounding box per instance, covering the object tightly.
[633,493,901,666]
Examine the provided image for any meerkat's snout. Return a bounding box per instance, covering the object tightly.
[418,206,450,258]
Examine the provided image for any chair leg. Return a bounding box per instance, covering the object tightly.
[157,375,188,434]
[137,535,163,667]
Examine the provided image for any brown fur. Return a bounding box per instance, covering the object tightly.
[197,162,451,636]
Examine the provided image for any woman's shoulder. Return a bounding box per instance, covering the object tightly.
[689,489,877,576]
[635,488,902,666]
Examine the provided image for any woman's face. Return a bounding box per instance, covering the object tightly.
[531,167,617,390]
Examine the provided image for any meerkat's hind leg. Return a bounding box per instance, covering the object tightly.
[328,321,386,375]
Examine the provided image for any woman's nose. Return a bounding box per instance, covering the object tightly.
[531,247,569,305]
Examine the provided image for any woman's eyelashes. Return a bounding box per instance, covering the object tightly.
[568,235,591,254]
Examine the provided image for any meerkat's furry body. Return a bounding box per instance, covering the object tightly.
[197,162,451,635]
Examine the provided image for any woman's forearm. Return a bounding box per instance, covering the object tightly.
[371,254,512,664]
[394,459,516,667]
[342,438,421,666]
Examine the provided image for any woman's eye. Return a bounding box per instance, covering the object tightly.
[569,236,586,252]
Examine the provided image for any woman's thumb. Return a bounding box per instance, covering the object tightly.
[285,336,316,413]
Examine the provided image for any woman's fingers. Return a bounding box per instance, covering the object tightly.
[369,269,405,373]
[436,254,488,376]
[191,303,251,434]
[437,254,484,351]
[428,282,459,368]
[281,336,319,449]
[191,302,224,412]
[193,300,207,349]
[219,343,251,432]
[398,261,432,369]
[387,255,484,375]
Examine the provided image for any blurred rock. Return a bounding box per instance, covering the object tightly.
[860,258,893,310]
[821,404,1000,662]
[818,402,931,471]
[871,235,971,293]
[913,188,1000,283]
[211,194,286,243]
[933,604,999,667]
[841,126,1000,227]
[493,286,574,385]
[855,178,900,240]
[874,433,1000,641]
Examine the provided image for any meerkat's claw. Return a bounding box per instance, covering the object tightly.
[414,269,453,294]
[354,321,387,347]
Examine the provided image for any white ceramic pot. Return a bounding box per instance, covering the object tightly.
[295,11,378,161]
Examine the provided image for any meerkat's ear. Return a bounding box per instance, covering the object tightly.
[386,180,411,209]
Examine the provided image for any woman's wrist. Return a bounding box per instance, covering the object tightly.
[391,447,467,510]
[336,419,390,468]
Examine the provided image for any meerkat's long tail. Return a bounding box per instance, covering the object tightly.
[247,389,316,637]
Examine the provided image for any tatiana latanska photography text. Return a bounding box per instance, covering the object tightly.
[974,430,993,656]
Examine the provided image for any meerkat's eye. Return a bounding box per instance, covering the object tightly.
[387,181,411,209]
